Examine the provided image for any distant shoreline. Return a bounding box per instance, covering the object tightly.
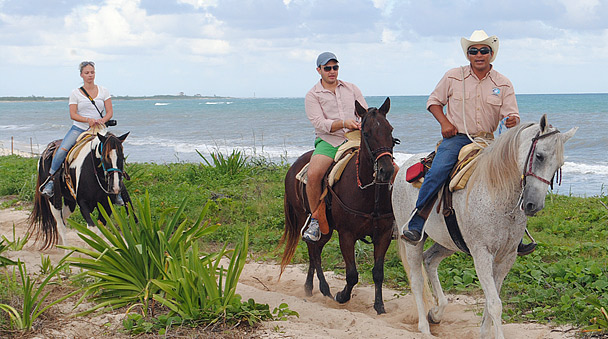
[0,95,231,102]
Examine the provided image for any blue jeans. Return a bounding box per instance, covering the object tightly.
[50,125,86,174]
[408,134,472,232]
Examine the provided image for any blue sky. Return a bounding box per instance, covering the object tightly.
[1,0,607,97]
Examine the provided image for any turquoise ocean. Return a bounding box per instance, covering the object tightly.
[1,94,606,196]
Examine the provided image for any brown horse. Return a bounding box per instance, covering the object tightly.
[280,97,396,314]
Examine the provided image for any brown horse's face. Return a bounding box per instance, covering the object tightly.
[356,97,395,183]
[97,132,129,194]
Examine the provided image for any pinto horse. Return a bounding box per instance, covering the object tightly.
[280,97,396,314]
[29,127,131,249]
[392,115,577,338]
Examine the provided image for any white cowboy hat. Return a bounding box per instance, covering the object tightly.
[460,30,499,63]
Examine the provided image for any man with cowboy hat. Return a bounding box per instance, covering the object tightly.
[401,29,537,255]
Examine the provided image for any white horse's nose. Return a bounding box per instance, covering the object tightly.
[524,202,539,216]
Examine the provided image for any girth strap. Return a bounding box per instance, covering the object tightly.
[441,185,471,255]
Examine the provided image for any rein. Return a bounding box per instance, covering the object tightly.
[357,114,395,189]
[325,111,395,233]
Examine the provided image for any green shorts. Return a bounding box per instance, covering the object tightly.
[312,138,341,159]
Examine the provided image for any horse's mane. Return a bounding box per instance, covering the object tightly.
[469,123,535,199]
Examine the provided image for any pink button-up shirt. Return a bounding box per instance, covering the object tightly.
[426,65,519,135]
[305,80,368,147]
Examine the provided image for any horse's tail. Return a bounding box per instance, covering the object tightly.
[279,194,301,279]
[27,156,58,250]
[397,238,434,311]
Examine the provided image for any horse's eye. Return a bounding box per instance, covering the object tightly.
[535,153,544,162]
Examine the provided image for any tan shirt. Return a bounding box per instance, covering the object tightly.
[426,65,519,135]
[305,80,368,147]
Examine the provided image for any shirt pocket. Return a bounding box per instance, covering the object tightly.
[451,91,470,101]
[486,95,502,107]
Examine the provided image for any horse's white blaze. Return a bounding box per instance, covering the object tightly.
[108,150,121,194]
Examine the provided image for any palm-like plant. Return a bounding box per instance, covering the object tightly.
[0,257,79,330]
[63,192,218,315]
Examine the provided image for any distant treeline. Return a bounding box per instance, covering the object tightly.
[0,94,228,102]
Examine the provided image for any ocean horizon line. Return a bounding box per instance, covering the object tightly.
[2,92,608,102]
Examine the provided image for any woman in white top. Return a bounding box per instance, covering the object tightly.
[41,61,114,198]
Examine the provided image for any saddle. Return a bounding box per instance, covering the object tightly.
[408,134,493,254]
[295,131,362,235]
[65,127,105,164]
[296,130,361,186]
[407,134,491,191]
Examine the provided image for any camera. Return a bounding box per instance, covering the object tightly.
[105,119,117,127]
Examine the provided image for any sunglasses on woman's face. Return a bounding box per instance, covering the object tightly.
[467,47,492,55]
[323,65,339,72]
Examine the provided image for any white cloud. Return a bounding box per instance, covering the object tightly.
[178,0,218,10]
[558,0,600,24]
[0,0,607,97]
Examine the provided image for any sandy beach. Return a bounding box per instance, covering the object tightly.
[0,205,576,338]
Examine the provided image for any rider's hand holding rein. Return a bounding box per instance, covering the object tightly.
[505,115,520,128]
[331,119,360,132]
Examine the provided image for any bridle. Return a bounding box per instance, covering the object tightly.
[521,129,561,190]
[326,110,397,232]
[91,137,127,194]
[357,113,399,189]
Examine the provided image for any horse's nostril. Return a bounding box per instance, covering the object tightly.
[525,202,536,213]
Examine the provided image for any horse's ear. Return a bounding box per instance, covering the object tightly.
[539,114,548,133]
[97,133,107,143]
[117,132,130,143]
[561,126,578,143]
[379,97,390,116]
[355,100,367,118]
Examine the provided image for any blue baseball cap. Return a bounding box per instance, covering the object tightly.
[316,52,338,67]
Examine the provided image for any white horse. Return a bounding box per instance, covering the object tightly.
[392,115,577,338]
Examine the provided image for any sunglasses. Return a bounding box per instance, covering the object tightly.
[79,61,95,71]
[467,47,492,55]
[322,65,339,72]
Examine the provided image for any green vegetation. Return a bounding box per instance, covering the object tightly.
[0,153,607,335]
[0,257,79,331]
[64,194,218,315]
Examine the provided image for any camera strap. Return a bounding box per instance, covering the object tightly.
[79,86,104,119]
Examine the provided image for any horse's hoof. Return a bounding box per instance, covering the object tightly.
[428,311,441,324]
[335,292,351,304]
[375,305,386,315]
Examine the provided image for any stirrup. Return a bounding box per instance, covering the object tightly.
[39,175,52,193]
[300,214,312,237]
